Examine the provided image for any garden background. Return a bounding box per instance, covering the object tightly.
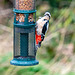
[0,0,75,75]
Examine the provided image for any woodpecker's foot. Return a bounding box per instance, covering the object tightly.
[35,45,39,51]
[38,42,41,48]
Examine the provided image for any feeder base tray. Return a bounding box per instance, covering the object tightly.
[10,59,39,66]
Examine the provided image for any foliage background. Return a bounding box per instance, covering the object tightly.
[0,0,75,75]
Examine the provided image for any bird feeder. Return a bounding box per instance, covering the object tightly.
[10,0,39,66]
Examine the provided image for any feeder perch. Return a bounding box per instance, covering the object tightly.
[10,0,39,66]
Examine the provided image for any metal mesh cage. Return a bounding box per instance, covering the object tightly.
[14,26,35,58]
[15,0,35,10]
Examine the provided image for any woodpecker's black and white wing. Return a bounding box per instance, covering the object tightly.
[42,20,49,35]
[39,20,49,42]
[38,20,49,47]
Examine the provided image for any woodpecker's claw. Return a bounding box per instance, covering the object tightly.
[35,42,42,50]
[35,45,38,51]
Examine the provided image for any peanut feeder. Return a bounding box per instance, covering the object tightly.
[10,0,39,66]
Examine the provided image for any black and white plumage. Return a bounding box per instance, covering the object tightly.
[36,12,51,49]
[42,20,49,35]
[36,12,51,35]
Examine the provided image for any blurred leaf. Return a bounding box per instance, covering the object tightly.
[64,16,72,27]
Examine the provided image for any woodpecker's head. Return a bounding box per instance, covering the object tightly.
[44,12,51,20]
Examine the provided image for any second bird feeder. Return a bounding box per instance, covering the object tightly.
[10,0,39,66]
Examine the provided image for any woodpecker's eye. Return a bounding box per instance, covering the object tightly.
[43,19,47,21]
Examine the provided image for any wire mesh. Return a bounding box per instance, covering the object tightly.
[28,29,35,56]
[14,27,35,58]
[14,28,20,57]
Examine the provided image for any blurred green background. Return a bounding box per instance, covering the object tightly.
[0,0,75,75]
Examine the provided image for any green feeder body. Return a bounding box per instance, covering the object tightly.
[10,0,39,66]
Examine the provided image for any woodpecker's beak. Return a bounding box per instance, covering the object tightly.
[50,14,51,18]
[49,15,51,19]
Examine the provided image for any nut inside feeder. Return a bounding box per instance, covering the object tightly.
[16,13,34,23]
[16,0,35,10]
[16,13,25,22]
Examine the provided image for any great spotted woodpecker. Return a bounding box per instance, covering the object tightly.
[35,12,51,50]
